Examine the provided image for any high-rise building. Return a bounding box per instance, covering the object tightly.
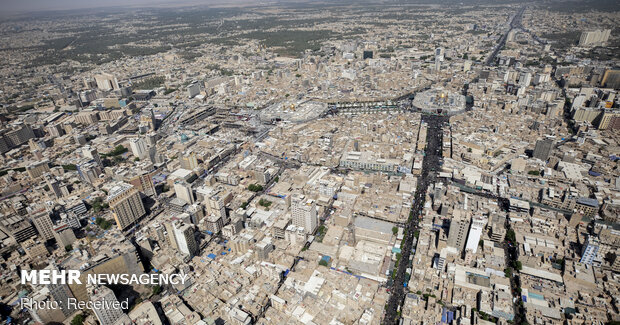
[44,174,63,199]
[107,182,146,231]
[447,216,470,253]
[4,123,35,147]
[187,82,200,98]
[79,90,97,104]
[533,138,554,161]
[579,29,611,46]
[77,161,102,184]
[22,238,49,259]
[434,47,444,72]
[580,235,600,265]
[205,214,224,234]
[31,211,55,241]
[0,216,36,243]
[601,69,620,89]
[291,194,318,234]
[464,216,486,254]
[82,145,102,167]
[180,151,199,170]
[54,224,77,248]
[127,170,157,197]
[66,243,143,303]
[172,220,198,257]
[46,264,77,318]
[463,60,472,72]
[174,181,195,205]
[46,123,65,137]
[0,136,10,154]
[26,160,51,179]
[140,108,157,131]
[205,189,229,224]
[597,110,620,130]
[519,72,532,87]
[129,138,148,159]
[145,131,158,146]
[75,111,99,125]
[89,285,126,325]
[94,73,120,91]
[164,222,179,251]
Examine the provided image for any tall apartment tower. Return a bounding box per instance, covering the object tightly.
[44,174,63,199]
[32,211,55,241]
[579,29,611,46]
[435,47,444,72]
[164,222,179,251]
[187,82,200,98]
[580,235,600,265]
[205,190,228,224]
[88,285,125,325]
[519,72,532,87]
[533,138,554,161]
[107,182,146,231]
[127,171,157,197]
[47,264,77,318]
[180,151,199,170]
[291,194,318,234]
[129,138,148,159]
[174,181,195,205]
[447,216,470,253]
[82,145,102,167]
[172,220,198,257]
[464,216,487,254]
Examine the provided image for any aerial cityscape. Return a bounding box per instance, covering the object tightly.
[0,0,619,324]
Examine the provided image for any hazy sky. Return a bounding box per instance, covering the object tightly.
[0,0,229,13]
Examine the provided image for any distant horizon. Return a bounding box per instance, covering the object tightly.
[1,0,588,16]
[0,0,265,15]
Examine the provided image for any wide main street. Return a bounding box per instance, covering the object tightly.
[383,114,448,324]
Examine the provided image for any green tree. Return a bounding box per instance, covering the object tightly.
[506,229,516,243]
[152,285,162,295]
[513,260,523,271]
[71,313,86,325]
[163,88,177,95]
[258,199,272,207]
[103,145,128,157]
[92,198,107,213]
[392,226,398,235]
[95,216,112,230]
[62,164,78,171]
[101,220,112,230]
[65,245,73,252]
[248,184,263,192]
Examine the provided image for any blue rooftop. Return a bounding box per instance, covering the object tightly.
[577,197,599,208]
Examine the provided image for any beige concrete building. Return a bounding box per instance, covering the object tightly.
[107,182,146,231]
